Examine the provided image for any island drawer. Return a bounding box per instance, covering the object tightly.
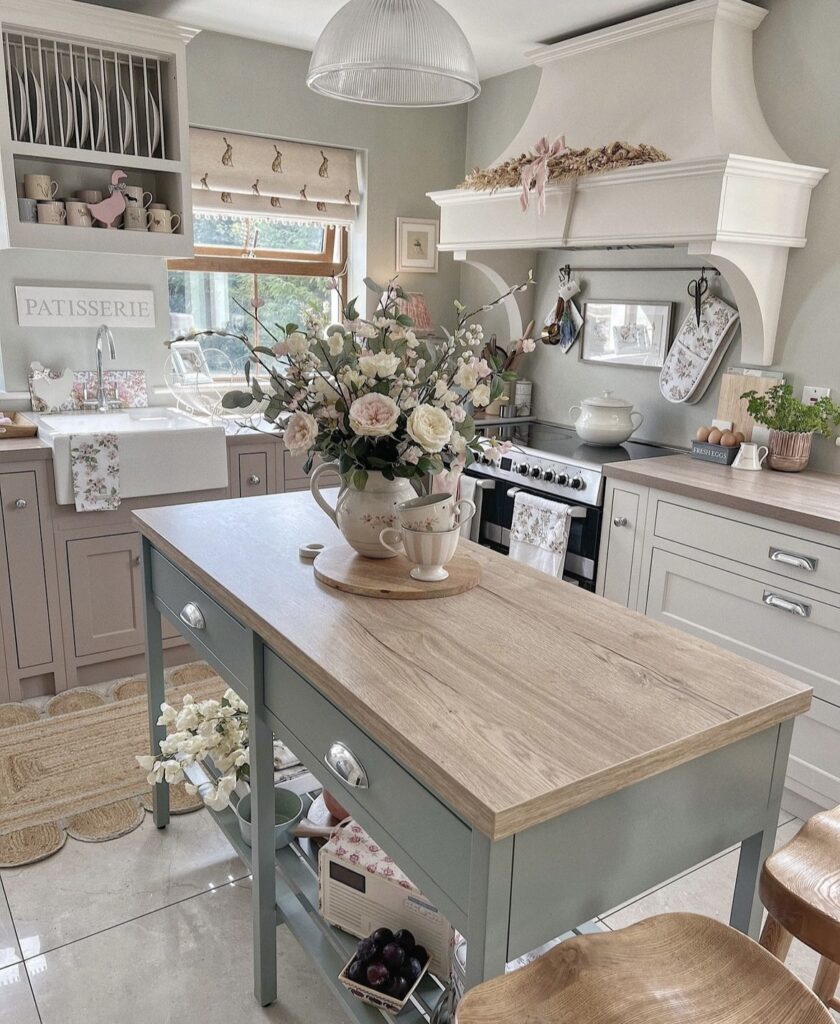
[149,550,250,687]
[653,499,840,596]
[263,648,471,908]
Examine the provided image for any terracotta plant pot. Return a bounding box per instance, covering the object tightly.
[767,429,813,472]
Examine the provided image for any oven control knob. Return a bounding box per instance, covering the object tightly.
[542,469,556,483]
[556,473,569,487]
[517,463,530,476]
[569,476,585,491]
[529,466,542,479]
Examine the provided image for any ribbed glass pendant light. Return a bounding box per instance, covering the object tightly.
[307,0,480,107]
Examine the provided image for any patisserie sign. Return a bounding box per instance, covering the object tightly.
[15,286,156,328]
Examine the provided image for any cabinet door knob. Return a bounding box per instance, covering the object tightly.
[178,602,206,630]
[613,516,628,527]
[13,498,27,509]
[247,474,261,486]
[324,741,369,789]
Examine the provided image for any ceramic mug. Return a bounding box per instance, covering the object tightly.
[148,202,167,209]
[732,441,769,471]
[124,185,153,209]
[148,208,181,233]
[123,205,148,231]
[37,201,66,225]
[65,200,93,227]
[74,189,103,204]
[379,524,461,582]
[24,174,58,201]
[397,492,476,532]
[17,197,37,223]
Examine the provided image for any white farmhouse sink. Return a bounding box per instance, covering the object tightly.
[33,408,229,505]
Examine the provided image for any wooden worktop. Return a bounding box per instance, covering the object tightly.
[605,454,840,536]
[133,491,811,840]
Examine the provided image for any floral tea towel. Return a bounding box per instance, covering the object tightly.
[509,490,572,578]
[70,433,120,512]
[659,296,739,404]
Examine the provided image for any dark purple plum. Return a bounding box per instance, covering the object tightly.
[366,962,390,989]
[411,944,429,966]
[371,926,394,949]
[393,928,416,952]
[356,937,377,963]
[381,942,405,971]
[401,956,424,983]
[391,977,411,1001]
[346,959,367,984]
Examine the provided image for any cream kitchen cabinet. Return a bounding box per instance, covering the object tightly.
[598,474,840,818]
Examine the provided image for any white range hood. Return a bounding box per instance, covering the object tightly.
[428,0,826,366]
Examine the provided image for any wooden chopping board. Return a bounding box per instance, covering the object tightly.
[716,369,784,441]
[314,545,481,600]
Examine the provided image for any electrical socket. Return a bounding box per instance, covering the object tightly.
[802,386,831,406]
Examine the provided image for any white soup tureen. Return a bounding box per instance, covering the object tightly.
[569,391,644,446]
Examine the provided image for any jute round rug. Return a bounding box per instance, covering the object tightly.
[0,664,223,867]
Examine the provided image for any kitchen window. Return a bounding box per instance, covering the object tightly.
[167,212,348,376]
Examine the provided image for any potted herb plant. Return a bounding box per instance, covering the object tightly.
[741,384,840,472]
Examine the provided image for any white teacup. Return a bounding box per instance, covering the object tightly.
[24,174,58,200]
[148,208,181,233]
[37,201,66,225]
[397,492,475,532]
[379,524,461,582]
[732,442,769,471]
[66,200,93,227]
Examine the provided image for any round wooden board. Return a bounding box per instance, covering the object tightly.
[313,545,481,600]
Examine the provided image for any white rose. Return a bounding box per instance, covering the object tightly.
[359,351,401,379]
[471,383,491,407]
[355,322,378,339]
[407,404,453,453]
[313,375,341,404]
[348,393,400,437]
[454,360,479,391]
[327,332,345,357]
[285,331,311,357]
[283,411,318,455]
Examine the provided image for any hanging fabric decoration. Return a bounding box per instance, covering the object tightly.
[519,135,566,214]
[542,266,582,353]
[190,128,361,223]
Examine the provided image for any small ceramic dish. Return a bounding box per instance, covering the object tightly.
[234,787,304,849]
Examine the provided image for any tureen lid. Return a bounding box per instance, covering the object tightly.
[582,390,634,409]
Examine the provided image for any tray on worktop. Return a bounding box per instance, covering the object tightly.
[313,544,481,600]
[0,413,37,439]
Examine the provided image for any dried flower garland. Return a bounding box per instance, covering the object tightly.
[460,140,669,197]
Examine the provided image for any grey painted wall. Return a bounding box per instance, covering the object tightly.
[0,30,467,397]
[460,0,840,473]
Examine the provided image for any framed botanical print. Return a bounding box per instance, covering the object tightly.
[580,300,673,368]
[396,218,439,274]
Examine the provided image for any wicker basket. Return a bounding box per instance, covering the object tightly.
[767,430,813,472]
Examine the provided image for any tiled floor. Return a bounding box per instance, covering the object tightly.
[1,807,837,1023]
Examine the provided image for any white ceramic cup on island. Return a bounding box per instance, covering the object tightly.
[397,492,475,533]
[732,441,769,471]
[379,524,462,581]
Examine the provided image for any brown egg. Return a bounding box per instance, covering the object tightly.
[720,431,738,447]
[734,431,746,444]
[695,426,712,442]
[707,428,723,445]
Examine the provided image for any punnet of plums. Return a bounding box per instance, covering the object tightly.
[344,926,430,1003]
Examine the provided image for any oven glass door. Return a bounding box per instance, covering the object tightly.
[468,474,602,590]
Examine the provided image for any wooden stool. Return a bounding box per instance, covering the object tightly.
[760,805,840,1011]
[455,913,832,1023]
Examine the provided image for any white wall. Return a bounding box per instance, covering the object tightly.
[461,0,840,473]
[0,28,468,399]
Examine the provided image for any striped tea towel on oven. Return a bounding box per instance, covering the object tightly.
[509,490,571,578]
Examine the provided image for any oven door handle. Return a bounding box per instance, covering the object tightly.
[507,487,587,517]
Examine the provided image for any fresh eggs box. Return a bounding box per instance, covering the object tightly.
[318,819,454,977]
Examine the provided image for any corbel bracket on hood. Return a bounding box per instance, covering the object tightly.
[428,0,827,367]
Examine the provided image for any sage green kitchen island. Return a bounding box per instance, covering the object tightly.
[134,491,811,1020]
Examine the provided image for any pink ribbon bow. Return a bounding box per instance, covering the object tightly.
[520,135,566,215]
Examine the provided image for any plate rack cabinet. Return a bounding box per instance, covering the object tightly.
[0,0,196,255]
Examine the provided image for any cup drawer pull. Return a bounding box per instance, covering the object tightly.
[179,602,206,630]
[762,591,811,618]
[769,547,818,572]
[324,741,369,789]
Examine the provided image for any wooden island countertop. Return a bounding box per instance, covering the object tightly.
[605,454,840,536]
[133,491,811,840]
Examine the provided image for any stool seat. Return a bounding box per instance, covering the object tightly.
[455,913,832,1024]
[760,806,840,963]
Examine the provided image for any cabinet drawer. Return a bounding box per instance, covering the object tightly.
[646,548,838,707]
[238,452,269,497]
[654,499,840,596]
[789,697,840,806]
[150,550,249,686]
[283,452,309,483]
[264,648,471,908]
[602,487,641,607]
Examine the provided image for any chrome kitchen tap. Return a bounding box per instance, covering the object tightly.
[95,324,116,413]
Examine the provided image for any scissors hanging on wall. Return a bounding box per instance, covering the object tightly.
[688,267,709,327]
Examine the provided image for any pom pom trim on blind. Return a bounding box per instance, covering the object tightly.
[190,127,361,224]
